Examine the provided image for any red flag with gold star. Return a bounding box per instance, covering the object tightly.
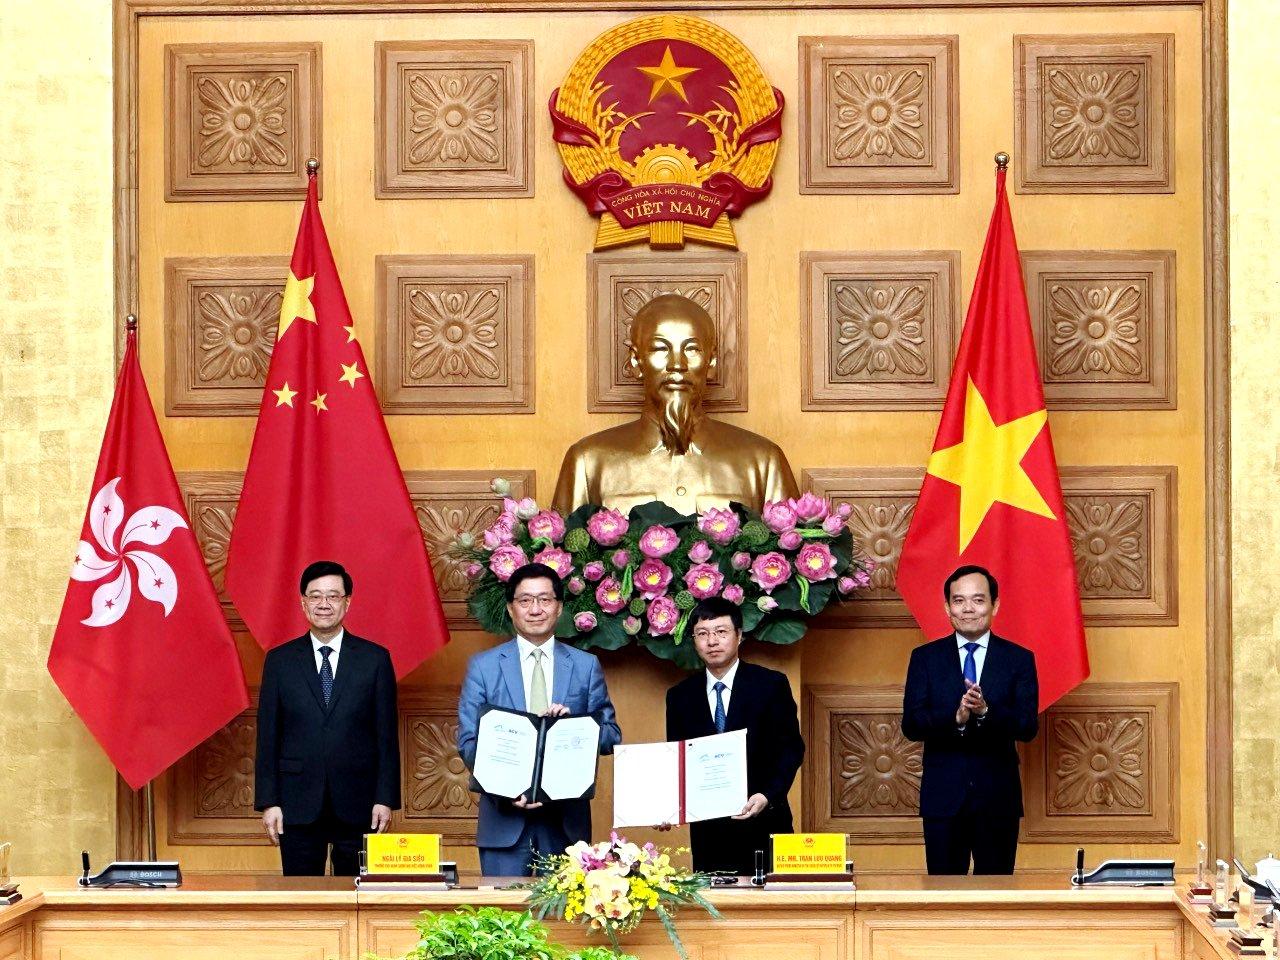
[895,164,1087,710]
[225,170,448,677]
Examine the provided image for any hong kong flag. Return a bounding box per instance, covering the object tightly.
[225,168,449,676]
[895,162,1088,710]
[48,321,249,789]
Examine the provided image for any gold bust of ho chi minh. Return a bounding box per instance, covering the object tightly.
[553,293,798,515]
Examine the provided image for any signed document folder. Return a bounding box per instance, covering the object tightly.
[472,705,601,803]
[612,729,748,828]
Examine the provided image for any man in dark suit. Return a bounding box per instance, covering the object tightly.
[902,564,1038,875]
[665,597,805,875]
[457,563,621,877]
[254,560,400,876]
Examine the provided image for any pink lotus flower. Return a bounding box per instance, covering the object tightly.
[489,544,528,581]
[685,563,725,599]
[837,501,853,520]
[574,611,598,632]
[757,595,779,612]
[750,552,792,593]
[837,576,856,594]
[731,551,752,571]
[483,514,517,549]
[778,530,803,550]
[698,507,740,545]
[638,524,680,559]
[595,576,627,614]
[796,542,837,582]
[622,615,642,636]
[722,584,745,605]
[635,558,673,600]
[762,500,798,534]
[610,548,631,570]
[527,510,566,542]
[464,562,483,580]
[688,540,713,563]
[507,497,538,520]
[789,491,829,523]
[583,560,605,582]
[823,515,845,536]
[567,576,587,595]
[587,508,629,546]
[533,547,574,579]
[647,596,679,635]
[853,568,872,587]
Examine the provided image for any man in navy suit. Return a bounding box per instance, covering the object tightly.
[902,565,1038,875]
[254,560,400,876]
[457,563,621,877]
[665,597,805,875]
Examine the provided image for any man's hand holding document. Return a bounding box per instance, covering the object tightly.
[612,729,748,828]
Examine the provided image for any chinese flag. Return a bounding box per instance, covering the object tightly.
[225,172,448,677]
[895,164,1088,710]
[48,324,249,789]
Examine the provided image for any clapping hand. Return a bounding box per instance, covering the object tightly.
[956,679,987,725]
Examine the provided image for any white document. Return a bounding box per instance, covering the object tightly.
[472,709,538,800]
[683,729,748,823]
[612,741,681,828]
[539,715,601,801]
[611,730,748,827]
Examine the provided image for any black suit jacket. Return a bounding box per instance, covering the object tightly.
[901,634,1038,819]
[254,633,401,826]
[666,661,805,874]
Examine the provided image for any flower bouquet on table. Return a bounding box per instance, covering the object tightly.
[526,833,718,960]
[458,481,875,669]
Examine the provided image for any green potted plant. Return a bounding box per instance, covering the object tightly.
[385,907,637,960]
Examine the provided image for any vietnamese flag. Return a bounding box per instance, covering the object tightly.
[895,162,1088,710]
[48,321,249,788]
[225,168,449,677]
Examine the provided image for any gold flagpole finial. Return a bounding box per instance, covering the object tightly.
[994,152,1010,171]
[306,158,320,176]
[125,314,138,333]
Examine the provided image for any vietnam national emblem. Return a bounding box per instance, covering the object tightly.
[551,14,782,251]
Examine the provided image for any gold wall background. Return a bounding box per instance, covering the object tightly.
[0,0,1270,876]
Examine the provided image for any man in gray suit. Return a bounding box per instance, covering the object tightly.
[457,562,621,877]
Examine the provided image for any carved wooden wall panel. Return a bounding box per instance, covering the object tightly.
[376,255,534,414]
[587,250,746,413]
[1024,251,1176,409]
[177,470,245,632]
[1061,466,1177,625]
[804,465,1176,627]
[169,690,264,844]
[799,36,958,194]
[801,252,959,410]
[165,257,287,416]
[395,687,475,842]
[166,43,322,201]
[375,40,533,198]
[804,685,922,842]
[1022,682,1178,842]
[1015,34,1173,194]
[403,470,535,628]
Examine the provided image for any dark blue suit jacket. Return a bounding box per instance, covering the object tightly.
[901,634,1038,819]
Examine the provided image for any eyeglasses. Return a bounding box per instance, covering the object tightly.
[692,627,736,641]
[305,592,347,604]
[512,594,558,610]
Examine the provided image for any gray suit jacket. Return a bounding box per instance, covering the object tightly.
[457,639,621,848]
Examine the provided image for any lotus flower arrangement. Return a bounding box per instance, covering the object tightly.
[458,485,874,669]
[526,833,717,959]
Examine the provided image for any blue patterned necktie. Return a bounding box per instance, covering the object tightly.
[319,645,334,707]
[962,641,979,686]
[713,681,727,733]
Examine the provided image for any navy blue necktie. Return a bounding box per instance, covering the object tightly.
[319,645,334,707]
[713,681,727,733]
[962,641,979,686]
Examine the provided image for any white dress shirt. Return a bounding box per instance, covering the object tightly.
[311,629,344,677]
[705,658,741,720]
[516,635,555,710]
[955,631,990,684]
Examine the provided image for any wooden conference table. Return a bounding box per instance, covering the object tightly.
[0,872,1253,960]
